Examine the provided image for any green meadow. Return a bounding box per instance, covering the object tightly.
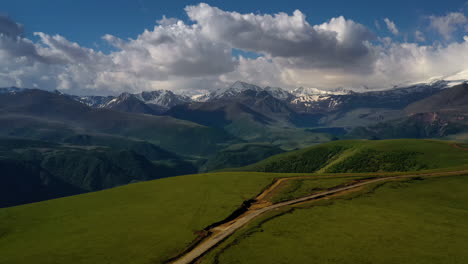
[238,139,468,173]
[1,139,468,264]
[0,172,312,264]
[201,174,468,264]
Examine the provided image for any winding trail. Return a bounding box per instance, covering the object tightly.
[170,169,468,264]
[452,143,468,151]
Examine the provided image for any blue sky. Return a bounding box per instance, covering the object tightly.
[3,0,468,49]
[0,1,468,95]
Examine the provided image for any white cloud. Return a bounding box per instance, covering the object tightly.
[429,12,467,40]
[186,3,376,72]
[0,4,468,95]
[384,18,399,35]
[415,30,426,42]
[104,20,236,79]
[0,15,237,94]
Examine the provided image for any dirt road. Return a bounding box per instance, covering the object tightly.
[452,143,468,151]
[170,170,468,264]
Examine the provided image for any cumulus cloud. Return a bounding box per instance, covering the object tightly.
[0,4,467,95]
[0,15,23,37]
[186,3,376,72]
[383,18,399,35]
[270,38,468,90]
[0,16,60,64]
[104,20,236,79]
[0,15,237,94]
[429,12,467,40]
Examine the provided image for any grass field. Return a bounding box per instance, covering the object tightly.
[239,139,468,173]
[0,172,319,264]
[201,175,468,264]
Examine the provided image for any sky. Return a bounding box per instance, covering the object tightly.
[1,0,468,95]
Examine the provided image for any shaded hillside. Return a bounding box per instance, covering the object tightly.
[405,83,468,113]
[62,134,180,161]
[202,143,285,172]
[349,112,468,139]
[105,93,160,115]
[0,137,197,207]
[0,158,83,208]
[39,149,177,191]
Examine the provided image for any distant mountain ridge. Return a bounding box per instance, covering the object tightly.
[2,76,464,114]
[1,76,467,144]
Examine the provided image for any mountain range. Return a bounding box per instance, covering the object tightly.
[1,74,468,206]
[2,76,468,140]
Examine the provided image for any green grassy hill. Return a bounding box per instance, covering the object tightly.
[201,174,468,264]
[238,139,468,173]
[2,139,468,264]
[0,172,314,264]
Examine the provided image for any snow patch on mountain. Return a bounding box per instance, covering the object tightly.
[289,87,352,104]
[0,87,26,94]
[134,90,191,108]
[77,95,115,108]
[191,81,294,102]
[292,87,352,96]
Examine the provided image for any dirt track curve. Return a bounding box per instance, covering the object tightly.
[170,169,468,264]
[452,143,468,151]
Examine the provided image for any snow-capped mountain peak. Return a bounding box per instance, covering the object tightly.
[291,86,352,97]
[192,81,294,102]
[289,86,353,104]
[192,81,263,102]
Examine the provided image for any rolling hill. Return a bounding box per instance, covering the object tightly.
[0,172,308,264]
[237,139,468,173]
[201,143,285,172]
[1,139,468,264]
[201,174,468,264]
